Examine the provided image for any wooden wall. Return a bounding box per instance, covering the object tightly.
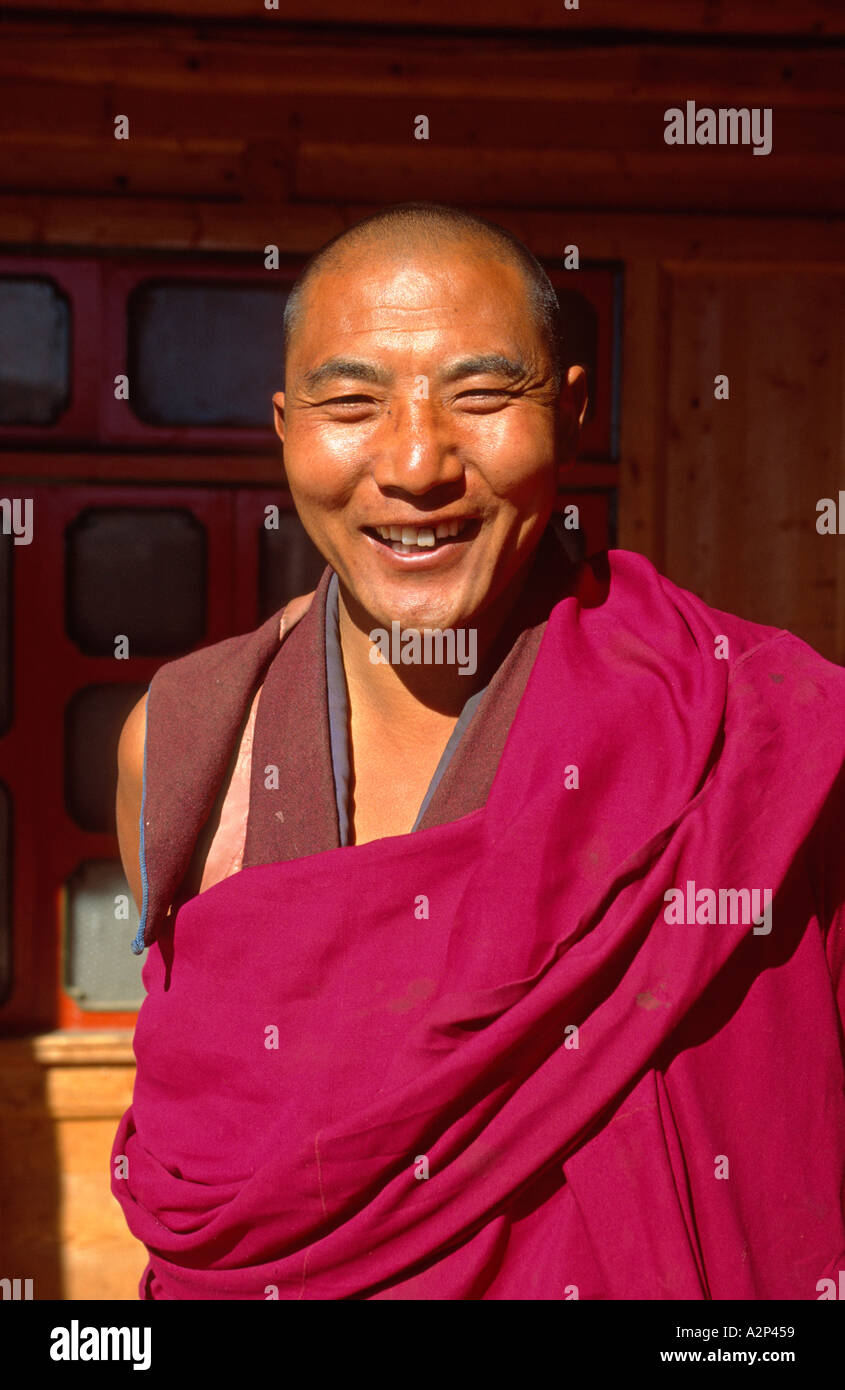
[0,0,842,1301]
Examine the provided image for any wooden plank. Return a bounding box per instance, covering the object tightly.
[0,1031,136,1066]
[2,139,839,211]
[0,1034,135,1118]
[0,192,344,250]
[294,143,845,215]
[1,77,841,150]
[0,138,246,198]
[0,196,842,263]
[0,30,842,108]
[0,0,841,37]
[499,209,845,265]
[1,1063,135,1119]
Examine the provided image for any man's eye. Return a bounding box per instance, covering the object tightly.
[325,395,374,406]
[456,389,513,403]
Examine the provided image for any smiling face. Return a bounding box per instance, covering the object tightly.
[274,235,584,637]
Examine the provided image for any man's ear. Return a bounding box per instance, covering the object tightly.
[272,390,286,445]
[556,365,589,469]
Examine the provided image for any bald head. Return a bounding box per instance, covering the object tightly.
[282,202,564,390]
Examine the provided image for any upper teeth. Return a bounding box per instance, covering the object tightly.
[375,520,466,547]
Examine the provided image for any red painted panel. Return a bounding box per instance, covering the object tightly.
[0,256,102,445]
[100,256,303,450]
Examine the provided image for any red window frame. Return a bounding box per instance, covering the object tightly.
[100,257,301,450]
[0,257,102,444]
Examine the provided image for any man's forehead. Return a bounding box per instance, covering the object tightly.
[299,240,528,320]
[317,228,516,276]
[291,243,537,364]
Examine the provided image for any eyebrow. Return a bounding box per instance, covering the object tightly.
[300,357,390,393]
[439,354,529,384]
[299,353,529,394]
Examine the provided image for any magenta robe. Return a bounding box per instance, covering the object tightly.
[112,549,845,1299]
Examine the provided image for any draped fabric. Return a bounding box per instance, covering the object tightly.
[113,549,845,1300]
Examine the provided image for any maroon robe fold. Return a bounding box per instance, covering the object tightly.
[114,547,845,1300]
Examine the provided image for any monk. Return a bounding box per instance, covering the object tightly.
[112,202,845,1301]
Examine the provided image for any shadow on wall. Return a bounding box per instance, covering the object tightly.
[0,1034,142,1300]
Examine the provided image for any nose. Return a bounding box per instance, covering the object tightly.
[371,393,464,497]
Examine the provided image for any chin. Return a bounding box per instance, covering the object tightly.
[370,598,466,634]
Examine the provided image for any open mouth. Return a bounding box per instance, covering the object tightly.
[363,518,479,556]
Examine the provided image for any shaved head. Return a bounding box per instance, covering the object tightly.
[282,202,565,389]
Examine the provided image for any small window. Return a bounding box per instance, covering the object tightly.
[0,277,71,425]
[65,684,147,833]
[258,512,327,623]
[128,281,288,427]
[64,860,145,1011]
[0,782,11,1007]
[0,531,11,735]
[65,507,206,656]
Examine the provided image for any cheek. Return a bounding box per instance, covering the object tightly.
[477,443,557,517]
[468,412,556,486]
[284,427,364,511]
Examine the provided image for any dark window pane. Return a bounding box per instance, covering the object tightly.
[0,781,11,1007]
[64,860,145,1011]
[0,530,11,734]
[65,683,147,833]
[0,277,71,425]
[258,510,327,623]
[66,508,206,656]
[556,289,598,425]
[128,281,288,427]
